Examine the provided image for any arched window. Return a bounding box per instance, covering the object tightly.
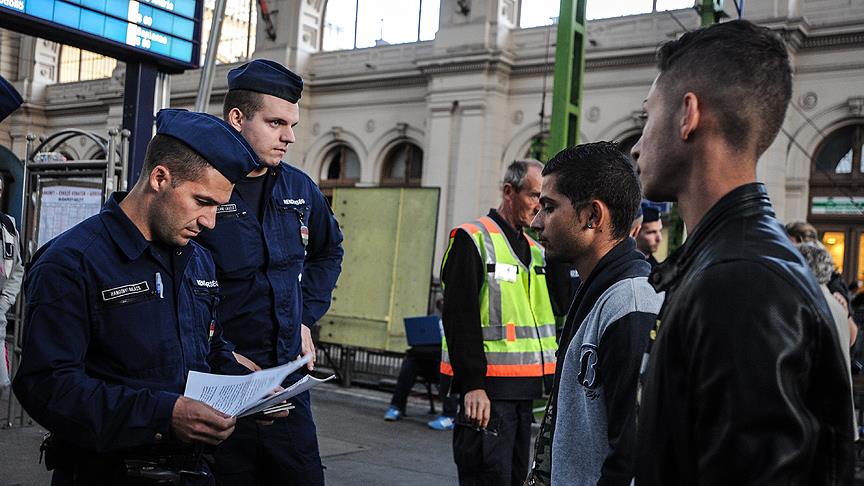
[322,0,439,51]
[320,144,361,195]
[381,142,423,186]
[812,125,864,179]
[808,123,864,285]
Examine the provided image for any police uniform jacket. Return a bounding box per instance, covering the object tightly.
[196,163,343,368]
[13,193,246,453]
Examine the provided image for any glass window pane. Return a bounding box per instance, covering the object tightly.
[821,231,845,275]
[858,233,864,283]
[356,0,421,48]
[408,145,423,179]
[520,0,559,27]
[325,149,342,180]
[388,148,407,180]
[323,0,358,50]
[860,141,864,173]
[815,125,856,175]
[343,149,361,180]
[59,46,81,83]
[655,0,695,11]
[419,0,440,41]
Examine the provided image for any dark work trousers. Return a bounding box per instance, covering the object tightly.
[390,345,458,416]
[212,386,324,486]
[452,399,533,486]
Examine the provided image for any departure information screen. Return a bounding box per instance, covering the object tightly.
[0,0,202,70]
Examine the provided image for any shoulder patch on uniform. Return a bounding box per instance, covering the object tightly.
[216,203,237,214]
[101,281,150,301]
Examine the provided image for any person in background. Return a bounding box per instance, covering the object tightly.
[440,160,557,485]
[0,74,24,392]
[634,203,662,268]
[786,220,850,306]
[796,240,858,440]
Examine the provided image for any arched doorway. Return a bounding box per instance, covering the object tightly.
[808,123,864,285]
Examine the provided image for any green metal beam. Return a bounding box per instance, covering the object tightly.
[547,0,588,157]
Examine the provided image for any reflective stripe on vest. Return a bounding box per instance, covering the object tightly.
[440,216,557,378]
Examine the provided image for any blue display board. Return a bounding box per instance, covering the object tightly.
[0,0,202,71]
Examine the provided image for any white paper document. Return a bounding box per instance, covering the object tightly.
[184,355,333,417]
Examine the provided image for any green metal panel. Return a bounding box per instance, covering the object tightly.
[319,187,441,352]
[548,0,588,156]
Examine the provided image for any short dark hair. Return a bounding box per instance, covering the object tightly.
[655,19,792,156]
[222,89,265,120]
[503,159,543,192]
[141,134,211,186]
[542,141,642,240]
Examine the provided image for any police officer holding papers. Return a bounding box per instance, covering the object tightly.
[195,59,344,485]
[13,109,260,485]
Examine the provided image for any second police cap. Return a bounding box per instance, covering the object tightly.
[0,74,23,123]
[227,59,303,103]
[641,202,661,223]
[155,109,260,183]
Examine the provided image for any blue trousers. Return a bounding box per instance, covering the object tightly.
[212,389,325,486]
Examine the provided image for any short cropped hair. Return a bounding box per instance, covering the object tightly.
[786,221,818,243]
[141,134,211,186]
[655,19,792,156]
[542,141,642,240]
[222,89,265,120]
[503,159,544,192]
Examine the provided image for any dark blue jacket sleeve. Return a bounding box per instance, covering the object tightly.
[12,262,178,453]
[207,316,251,375]
[300,184,343,326]
[598,311,656,486]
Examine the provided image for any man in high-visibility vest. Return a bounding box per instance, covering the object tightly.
[440,160,558,486]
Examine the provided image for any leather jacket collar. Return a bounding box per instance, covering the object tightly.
[650,182,772,292]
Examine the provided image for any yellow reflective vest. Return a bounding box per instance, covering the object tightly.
[440,216,557,378]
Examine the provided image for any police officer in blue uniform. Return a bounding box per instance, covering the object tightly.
[12,109,260,485]
[195,60,344,485]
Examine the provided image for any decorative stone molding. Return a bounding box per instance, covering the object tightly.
[849,97,864,116]
[799,92,818,111]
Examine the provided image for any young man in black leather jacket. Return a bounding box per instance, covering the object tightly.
[630,20,854,485]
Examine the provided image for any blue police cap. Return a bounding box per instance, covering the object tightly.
[227,59,303,103]
[155,109,259,183]
[641,202,661,223]
[0,75,23,122]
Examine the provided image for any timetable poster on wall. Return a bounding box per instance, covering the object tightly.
[0,0,202,70]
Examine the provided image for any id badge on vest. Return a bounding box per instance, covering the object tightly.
[494,263,518,282]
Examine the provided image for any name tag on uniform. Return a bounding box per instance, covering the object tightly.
[101,281,150,301]
[493,264,518,282]
[216,203,237,214]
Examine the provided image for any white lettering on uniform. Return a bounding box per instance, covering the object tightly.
[195,279,219,288]
[101,281,150,301]
[283,198,306,205]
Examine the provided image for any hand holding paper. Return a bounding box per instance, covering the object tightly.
[183,355,334,418]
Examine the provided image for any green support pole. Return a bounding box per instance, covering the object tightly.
[699,0,716,26]
[547,0,588,157]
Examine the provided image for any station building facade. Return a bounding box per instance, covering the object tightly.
[0,0,863,283]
